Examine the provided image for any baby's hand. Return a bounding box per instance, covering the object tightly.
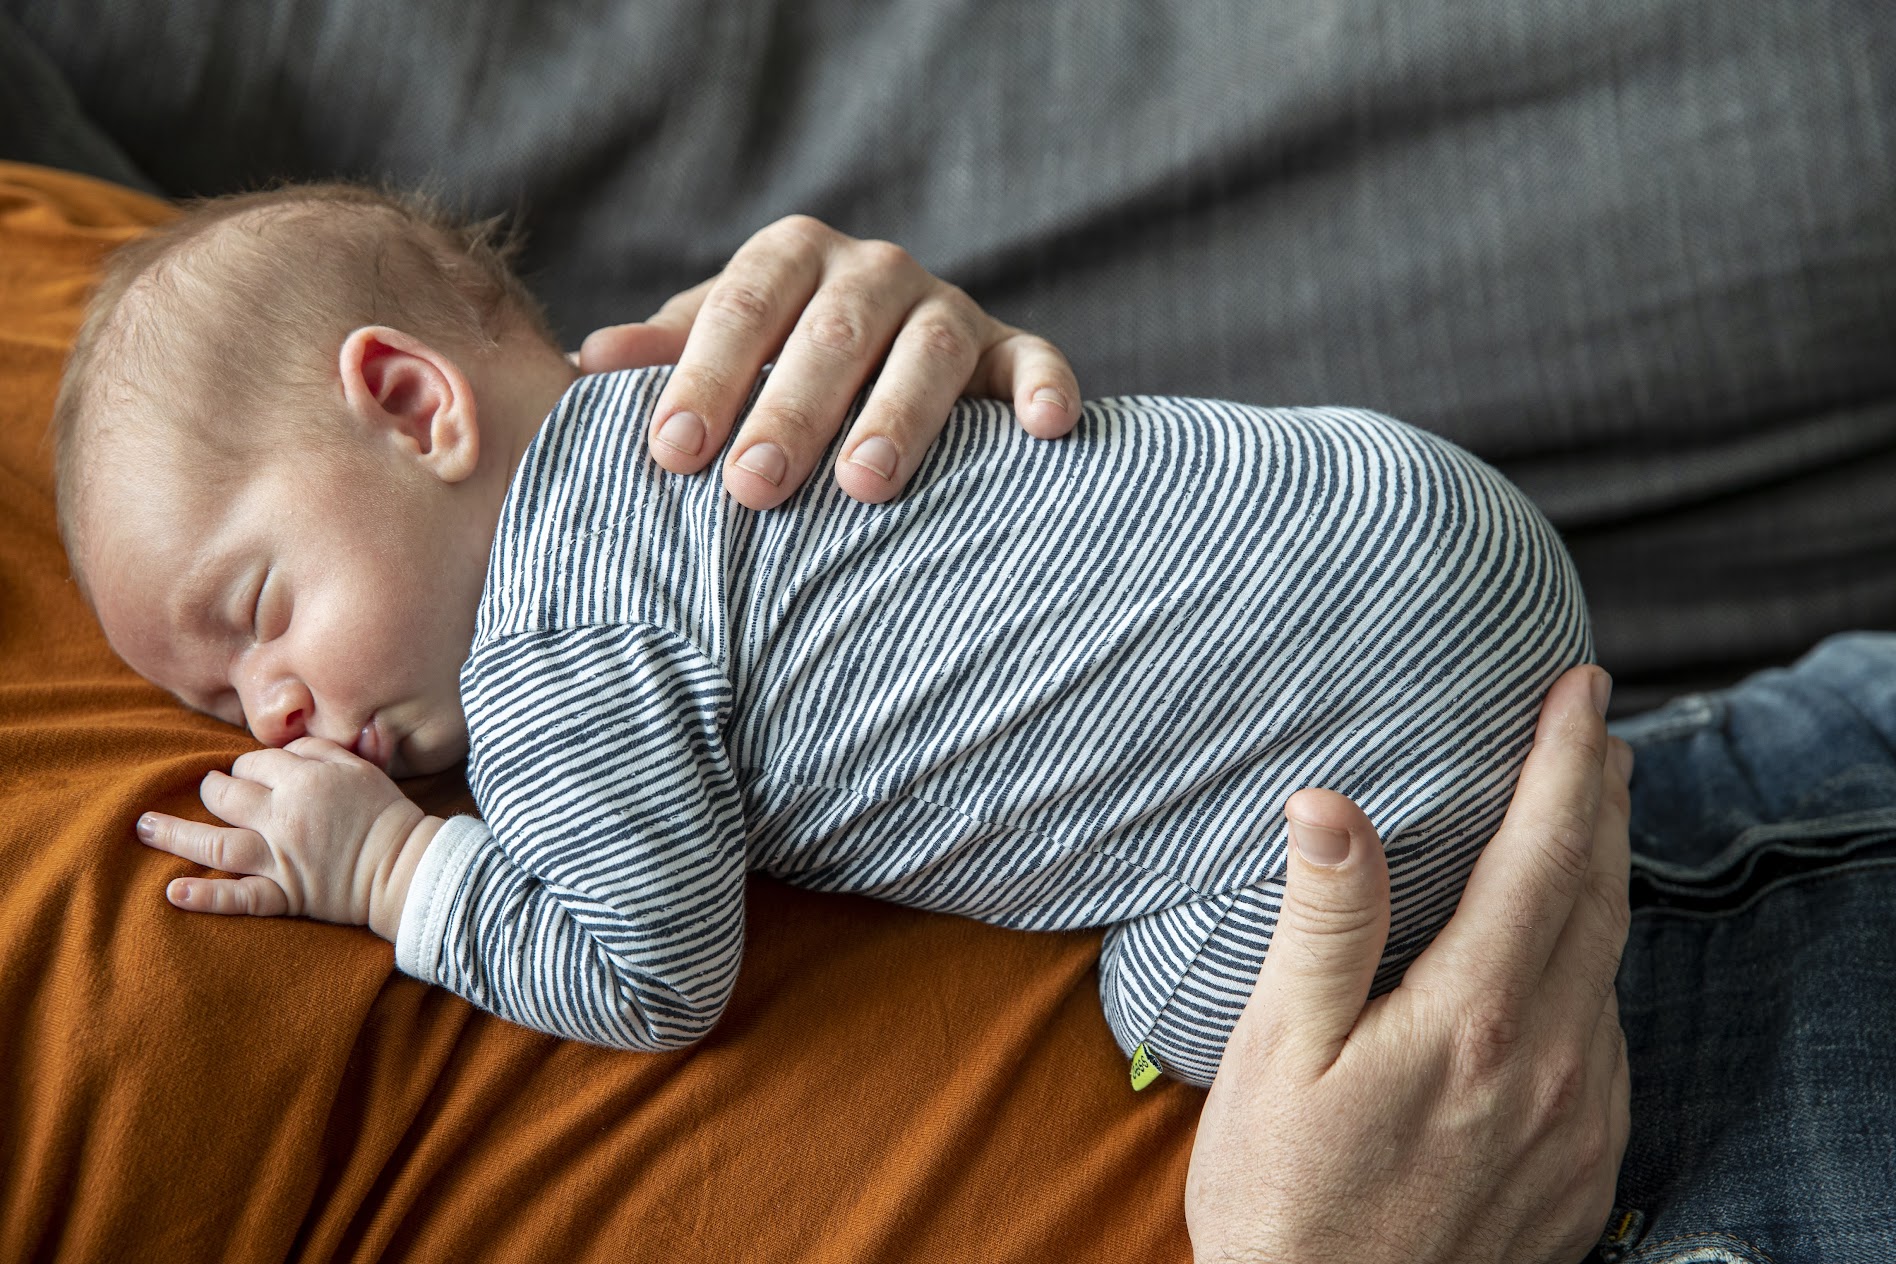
[136,737,441,941]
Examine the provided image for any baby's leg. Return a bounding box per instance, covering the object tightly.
[1098,885,1284,1089]
[1102,850,1470,1088]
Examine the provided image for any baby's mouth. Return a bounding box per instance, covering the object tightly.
[352,718,392,772]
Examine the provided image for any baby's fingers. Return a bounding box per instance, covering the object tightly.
[136,812,271,874]
[201,768,269,826]
[165,874,291,918]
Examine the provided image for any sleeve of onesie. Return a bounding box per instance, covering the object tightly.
[395,621,745,1053]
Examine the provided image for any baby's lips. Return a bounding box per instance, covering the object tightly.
[351,720,389,771]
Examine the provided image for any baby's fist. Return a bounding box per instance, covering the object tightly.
[138,736,432,933]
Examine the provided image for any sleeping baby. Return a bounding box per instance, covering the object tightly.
[54,183,1589,1088]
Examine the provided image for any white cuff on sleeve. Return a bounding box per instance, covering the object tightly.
[394,814,490,984]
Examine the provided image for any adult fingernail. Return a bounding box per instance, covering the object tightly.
[1611,739,1635,783]
[1590,669,1613,717]
[847,436,898,480]
[735,442,787,486]
[655,411,705,457]
[136,814,156,842]
[1289,817,1351,866]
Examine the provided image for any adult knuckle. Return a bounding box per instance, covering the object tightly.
[1457,997,1529,1074]
[854,238,914,274]
[1569,1111,1611,1177]
[702,279,777,337]
[803,297,872,358]
[910,314,978,367]
[1586,869,1631,937]
[1275,887,1383,941]
[1539,804,1595,885]
[1532,1047,1589,1124]
[764,214,831,255]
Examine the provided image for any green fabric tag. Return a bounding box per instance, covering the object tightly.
[1129,1043,1162,1091]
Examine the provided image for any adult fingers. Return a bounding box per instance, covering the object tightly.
[576,281,709,375]
[644,217,832,483]
[968,328,1082,440]
[830,288,987,503]
[1427,666,1611,999]
[166,873,291,917]
[722,240,936,509]
[1543,736,1633,1010]
[1240,788,1392,1079]
[135,812,271,874]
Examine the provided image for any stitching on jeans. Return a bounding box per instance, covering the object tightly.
[1630,1231,1778,1264]
[1610,693,1723,744]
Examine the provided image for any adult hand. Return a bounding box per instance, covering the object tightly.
[1185,665,1634,1264]
[577,215,1081,510]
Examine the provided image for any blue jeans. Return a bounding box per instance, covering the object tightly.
[1596,633,1896,1262]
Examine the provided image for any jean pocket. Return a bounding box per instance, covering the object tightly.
[1630,809,1896,918]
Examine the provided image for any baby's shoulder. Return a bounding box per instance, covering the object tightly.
[478,367,724,643]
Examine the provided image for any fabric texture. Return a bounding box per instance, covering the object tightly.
[409,368,1587,1084]
[0,158,1202,1264]
[4,0,1891,711]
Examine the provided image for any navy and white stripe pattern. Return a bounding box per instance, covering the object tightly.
[394,367,1591,1085]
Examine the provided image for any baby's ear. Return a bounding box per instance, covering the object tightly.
[338,326,480,483]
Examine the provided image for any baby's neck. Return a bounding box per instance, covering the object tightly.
[478,338,582,491]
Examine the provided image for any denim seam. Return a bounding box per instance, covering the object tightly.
[1630,854,1896,922]
[1630,809,1896,884]
[1610,692,1724,744]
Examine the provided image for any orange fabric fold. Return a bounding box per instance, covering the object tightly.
[0,161,1198,1262]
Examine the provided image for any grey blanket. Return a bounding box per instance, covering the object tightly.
[5,0,1892,711]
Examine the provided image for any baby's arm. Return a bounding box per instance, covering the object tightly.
[136,737,441,941]
[138,628,745,1054]
[404,623,749,1052]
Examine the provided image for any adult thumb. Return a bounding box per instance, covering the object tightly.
[1242,788,1391,1075]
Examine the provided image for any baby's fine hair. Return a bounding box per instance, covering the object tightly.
[52,181,559,578]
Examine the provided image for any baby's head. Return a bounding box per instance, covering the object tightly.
[54,182,578,775]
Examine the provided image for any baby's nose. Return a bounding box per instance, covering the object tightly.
[247,678,314,748]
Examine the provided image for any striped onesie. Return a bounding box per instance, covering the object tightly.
[395,367,1590,1088]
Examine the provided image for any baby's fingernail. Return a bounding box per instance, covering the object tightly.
[136,814,156,842]
[1289,818,1351,867]
[735,442,787,486]
[847,436,899,481]
[172,880,192,901]
[655,411,705,457]
[1031,387,1067,411]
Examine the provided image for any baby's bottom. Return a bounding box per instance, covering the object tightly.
[1099,884,1285,1088]
[1099,872,1439,1089]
